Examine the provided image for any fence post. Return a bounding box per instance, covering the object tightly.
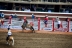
[38,17,40,30]
[1,19,4,25]
[52,18,55,31]
[9,16,12,24]
[68,18,70,32]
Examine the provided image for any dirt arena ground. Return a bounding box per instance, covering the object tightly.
[0,29,72,48]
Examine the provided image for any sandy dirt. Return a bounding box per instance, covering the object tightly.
[0,29,72,48]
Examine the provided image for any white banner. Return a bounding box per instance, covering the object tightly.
[43,27,52,31]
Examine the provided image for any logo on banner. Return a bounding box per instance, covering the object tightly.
[42,27,52,31]
[54,28,68,32]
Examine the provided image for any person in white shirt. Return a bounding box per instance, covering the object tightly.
[6,30,12,41]
[58,20,61,28]
[56,17,60,22]
[56,17,61,29]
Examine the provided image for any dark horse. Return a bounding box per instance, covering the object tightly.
[21,20,35,33]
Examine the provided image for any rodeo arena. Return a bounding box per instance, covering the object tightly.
[0,0,72,48]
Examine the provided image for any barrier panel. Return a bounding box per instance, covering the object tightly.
[38,17,40,30]
[0,16,72,32]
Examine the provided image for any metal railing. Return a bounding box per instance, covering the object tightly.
[0,0,72,3]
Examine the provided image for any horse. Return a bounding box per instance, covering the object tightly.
[6,36,14,46]
[21,20,35,33]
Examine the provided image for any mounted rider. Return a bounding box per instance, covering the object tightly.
[6,30,12,41]
[22,19,28,29]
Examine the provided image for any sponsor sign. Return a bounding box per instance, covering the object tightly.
[42,27,52,31]
[54,28,68,32]
[1,25,22,29]
[69,22,72,32]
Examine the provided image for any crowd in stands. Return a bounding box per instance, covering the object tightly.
[0,0,72,13]
[25,0,72,3]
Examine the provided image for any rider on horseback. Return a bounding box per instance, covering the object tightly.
[6,30,12,41]
[23,19,28,27]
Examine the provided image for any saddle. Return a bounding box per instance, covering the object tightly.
[7,35,12,41]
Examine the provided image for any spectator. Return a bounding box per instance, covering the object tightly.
[34,6,36,11]
[48,9,51,12]
[31,5,36,11]
[63,9,65,13]
[65,7,70,13]
[44,15,48,27]
[56,17,60,22]
[32,14,35,22]
[42,7,45,12]
[57,20,61,29]
[0,12,4,19]
[11,13,17,18]
[14,13,17,18]
[11,14,14,18]
[56,17,61,29]
[21,7,25,11]
[65,10,69,13]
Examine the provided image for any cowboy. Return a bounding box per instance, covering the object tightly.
[6,30,12,41]
[44,15,48,25]
[23,19,28,27]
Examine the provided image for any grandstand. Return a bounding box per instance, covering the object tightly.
[0,0,72,13]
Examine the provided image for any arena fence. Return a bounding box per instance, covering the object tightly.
[0,10,72,32]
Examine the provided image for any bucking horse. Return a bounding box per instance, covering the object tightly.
[21,20,35,33]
